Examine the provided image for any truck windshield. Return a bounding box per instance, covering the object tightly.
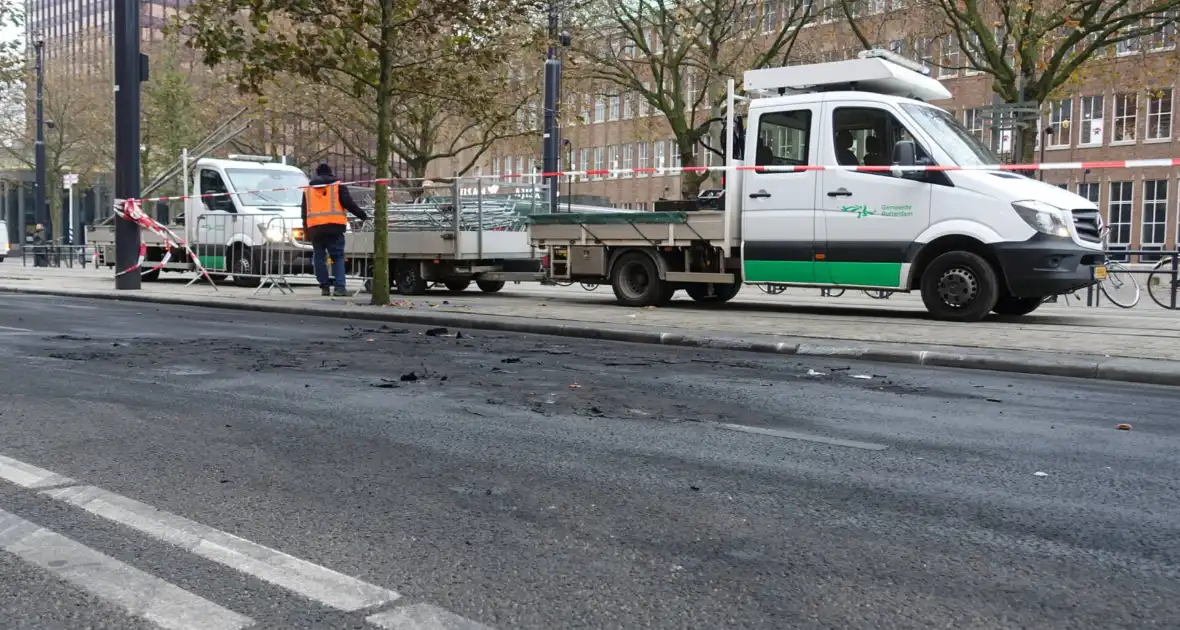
[900,103,998,167]
[225,169,309,207]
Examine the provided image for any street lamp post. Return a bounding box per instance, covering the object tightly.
[33,37,46,241]
[113,0,145,289]
[541,1,570,214]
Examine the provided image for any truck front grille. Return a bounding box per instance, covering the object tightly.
[1071,209,1102,243]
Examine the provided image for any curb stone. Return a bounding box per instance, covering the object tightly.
[2,285,1176,387]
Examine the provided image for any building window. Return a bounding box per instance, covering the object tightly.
[492,158,500,177]
[1147,88,1173,140]
[1046,99,1072,147]
[1077,182,1100,204]
[1107,181,1133,262]
[762,0,779,34]
[606,145,619,177]
[670,140,682,168]
[622,93,633,119]
[621,143,634,178]
[1113,93,1138,142]
[1079,95,1104,146]
[963,108,985,141]
[578,148,590,179]
[593,97,606,123]
[938,35,959,78]
[593,147,604,179]
[1148,11,1178,51]
[608,94,621,121]
[1142,180,1168,262]
[638,84,650,117]
[654,141,666,170]
[637,142,649,175]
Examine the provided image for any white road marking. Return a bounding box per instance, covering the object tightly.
[714,422,888,451]
[0,325,33,332]
[43,485,401,612]
[0,508,254,630]
[0,454,77,489]
[367,603,493,630]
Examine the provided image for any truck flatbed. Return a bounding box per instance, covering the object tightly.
[528,210,727,247]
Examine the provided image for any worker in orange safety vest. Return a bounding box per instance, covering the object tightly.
[300,163,369,296]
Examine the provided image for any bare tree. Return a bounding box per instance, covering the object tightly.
[910,0,1180,159]
[0,74,110,239]
[569,0,819,199]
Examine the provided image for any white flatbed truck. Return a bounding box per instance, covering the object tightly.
[529,51,1106,321]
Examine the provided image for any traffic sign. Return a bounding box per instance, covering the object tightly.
[63,173,79,188]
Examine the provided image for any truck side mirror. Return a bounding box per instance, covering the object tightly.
[891,140,924,180]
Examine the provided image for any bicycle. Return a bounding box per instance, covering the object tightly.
[1146,257,1180,309]
[1096,260,1140,308]
[757,283,788,295]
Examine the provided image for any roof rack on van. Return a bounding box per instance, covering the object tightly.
[743,50,953,103]
[225,154,275,163]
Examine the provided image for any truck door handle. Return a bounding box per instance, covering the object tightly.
[748,190,772,199]
[827,188,852,197]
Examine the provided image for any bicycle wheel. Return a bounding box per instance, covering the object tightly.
[822,288,845,297]
[1147,260,1180,309]
[863,289,892,299]
[580,281,599,291]
[1099,262,1140,308]
[759,284,787,295]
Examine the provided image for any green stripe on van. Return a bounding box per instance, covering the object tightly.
[744,260,902,288]
[197,255,227,272]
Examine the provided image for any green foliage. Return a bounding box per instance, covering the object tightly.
[0,4,23,88]
[142,34,203,189]
[182,0,533,304]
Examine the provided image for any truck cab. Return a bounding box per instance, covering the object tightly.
[185,156,311,287]
[736,50,1104,320]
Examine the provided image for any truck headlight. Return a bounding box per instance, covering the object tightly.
[291,227,305,242]
[264,226,285,242]
[1012,200,1071,238]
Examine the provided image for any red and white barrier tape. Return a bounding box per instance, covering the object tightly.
[111,198,210,284]
[127,158,1180,205]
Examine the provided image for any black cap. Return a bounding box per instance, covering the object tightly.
[315,163,333,176]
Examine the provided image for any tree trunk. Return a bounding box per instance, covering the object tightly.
[369,0,396,305]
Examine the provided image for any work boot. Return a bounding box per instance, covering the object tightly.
[332,287,349,297]
[320,286,331,296]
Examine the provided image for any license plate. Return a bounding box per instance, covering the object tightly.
[1094,266,1107,280]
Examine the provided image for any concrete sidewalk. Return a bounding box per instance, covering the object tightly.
[3,266,1179,385]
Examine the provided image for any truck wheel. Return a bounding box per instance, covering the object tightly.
[685,282,741,305]
[476,280,505,293]
[919,251,999,322]
[610,252,666,307]
[992,295,1043,316]
[445,280,472,292]
[230,246,262,288]
[395,263,428,295]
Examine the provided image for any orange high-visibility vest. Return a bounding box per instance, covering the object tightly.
[305,184,348,228]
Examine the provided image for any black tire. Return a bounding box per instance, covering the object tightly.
[1147,260,1180,310]
[444,279,472,292]
[685,282,741,305]
[610,252,666,307]
[396,263,429,295]
[476,280,506,293]
[919,251,1000,322]
[229,246,262,288]
[0,256,5,263]
[992,295,1043,316]
[141,267,161,282]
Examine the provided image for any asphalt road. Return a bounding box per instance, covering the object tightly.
[0,293,1177,630]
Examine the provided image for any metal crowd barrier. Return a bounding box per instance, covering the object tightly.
[1075,249,1180,310]
[185,213,317,295]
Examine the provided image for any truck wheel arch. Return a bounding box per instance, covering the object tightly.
[908,235,1006,293]
[607,247,671,280]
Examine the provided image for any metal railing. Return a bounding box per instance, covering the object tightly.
[1057,249,1180,310]
[21,243,94,269]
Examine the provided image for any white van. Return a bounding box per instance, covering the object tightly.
[533,51,1106,321]
[0,220,7,262]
